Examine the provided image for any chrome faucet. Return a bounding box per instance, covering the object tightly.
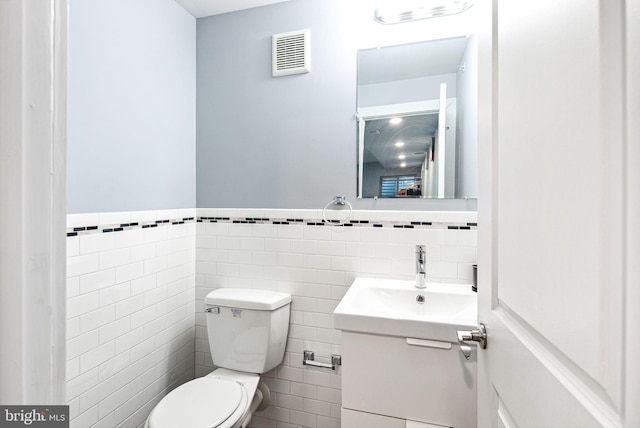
[415,245,426,289]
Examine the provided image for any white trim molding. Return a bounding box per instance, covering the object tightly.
[0,0,67,404]
[625,0,640,425]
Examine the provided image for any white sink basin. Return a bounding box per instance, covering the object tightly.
[333,278,477,342]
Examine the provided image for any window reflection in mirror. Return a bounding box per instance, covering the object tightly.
[356,36,478,200]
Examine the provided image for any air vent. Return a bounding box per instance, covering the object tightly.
[272,29,310,77]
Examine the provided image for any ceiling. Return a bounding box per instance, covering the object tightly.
[174,0,296,18]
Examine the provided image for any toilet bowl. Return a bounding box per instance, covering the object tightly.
[145,369,260,428]
[145,288,291,428]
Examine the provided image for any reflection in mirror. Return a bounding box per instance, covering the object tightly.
[363,113,444,198]
[357,36,477,199]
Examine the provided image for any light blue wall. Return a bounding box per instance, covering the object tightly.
[358,74,457,108]
[68,0,477,213]
[196,0,354,209]
[196,0,477,211]
[68,0,196,213]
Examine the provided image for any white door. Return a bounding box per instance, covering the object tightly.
[475,0,639,427]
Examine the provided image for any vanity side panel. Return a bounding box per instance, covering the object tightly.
[341,331,476,427]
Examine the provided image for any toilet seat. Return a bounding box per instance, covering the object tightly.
[146,377,249,428]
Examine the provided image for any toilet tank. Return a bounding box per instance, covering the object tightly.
[205,288,291,374]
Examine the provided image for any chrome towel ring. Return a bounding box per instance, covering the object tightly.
[322,196,353,225]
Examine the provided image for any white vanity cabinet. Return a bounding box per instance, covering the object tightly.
[340,331,476,428]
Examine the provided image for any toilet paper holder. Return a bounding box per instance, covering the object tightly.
[303,350,342,371]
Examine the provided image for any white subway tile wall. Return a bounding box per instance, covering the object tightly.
[66,210,196,428]
[66,208,476,428]
[195,209,477,428]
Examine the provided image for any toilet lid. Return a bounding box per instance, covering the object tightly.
[148,378,244,428]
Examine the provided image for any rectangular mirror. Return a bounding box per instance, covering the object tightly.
[357,36,477,199]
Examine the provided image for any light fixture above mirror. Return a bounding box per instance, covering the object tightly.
[374,0,474,25]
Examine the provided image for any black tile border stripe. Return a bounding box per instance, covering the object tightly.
[67,215,477,237]
[194,217,473,230]
[67,216,196,237]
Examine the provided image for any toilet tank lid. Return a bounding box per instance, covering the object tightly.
[205,288,291,310]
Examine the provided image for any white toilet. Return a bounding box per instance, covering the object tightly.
[145,288,291,428]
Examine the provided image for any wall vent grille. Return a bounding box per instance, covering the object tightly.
[272,29,310,77]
